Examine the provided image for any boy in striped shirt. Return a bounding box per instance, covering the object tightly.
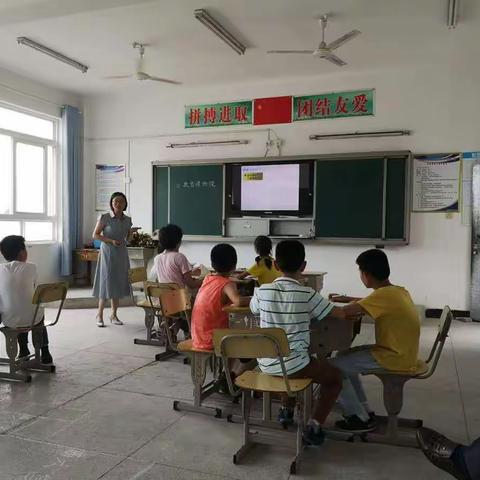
[250,240,345,446]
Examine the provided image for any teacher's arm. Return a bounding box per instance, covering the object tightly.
[93,218,120,247]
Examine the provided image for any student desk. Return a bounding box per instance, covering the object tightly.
[301,271,327,292]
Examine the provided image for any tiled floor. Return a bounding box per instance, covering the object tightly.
[0,306,477,479]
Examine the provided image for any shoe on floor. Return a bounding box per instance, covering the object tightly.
[40,351,53,365]
[17,348,30,361]
[302,424,326,446]
[96,316,105,328]
[277,407,294,427]
[416,427,467,480]
[335,415,377,432]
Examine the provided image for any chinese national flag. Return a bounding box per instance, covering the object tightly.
[253,96,292,125]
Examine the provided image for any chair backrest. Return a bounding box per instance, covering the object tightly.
[128,267,147,285]
[213,328,293,395]
[213,328,290,359]
[159,288,191,316]
[31,282,69,328]
[420,305,453,379]
[145,282,180,310]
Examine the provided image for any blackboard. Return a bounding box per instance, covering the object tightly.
[169,165,223,236]
[153,166,169,231]
[315,156,408,240]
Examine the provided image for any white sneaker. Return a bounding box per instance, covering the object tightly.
[110,315,123,326]
[96,316,105,328]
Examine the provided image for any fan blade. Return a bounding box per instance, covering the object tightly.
[326,29,361,50]
[267,50,315,54]
[322,53,346,67]
[103,75,133,80]
[146,75,181,85]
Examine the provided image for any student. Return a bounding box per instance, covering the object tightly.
[0,235,52,364]
[191,243,250,351]
[150,224,202,290]
[330,249,420,432]
[250,239,344,446]
[237,235,280,285]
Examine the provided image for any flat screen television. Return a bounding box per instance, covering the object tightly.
[225,160,315,217]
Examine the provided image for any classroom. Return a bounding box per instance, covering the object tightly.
[0,1,477,479]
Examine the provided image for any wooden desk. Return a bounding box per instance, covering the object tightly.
[301,271,327,292]
[73,247,156,286]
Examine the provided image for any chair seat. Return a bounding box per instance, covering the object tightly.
[368,359,429,378]
[177,339,214,355]
[136,299,161,310]
[235,370,312,393]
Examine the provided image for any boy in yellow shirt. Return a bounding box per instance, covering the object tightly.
[330,249,420,432]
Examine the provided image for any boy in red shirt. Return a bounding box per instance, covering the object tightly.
[191,243,250,350]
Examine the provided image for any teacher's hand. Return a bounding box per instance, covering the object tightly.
[111,239,121,247]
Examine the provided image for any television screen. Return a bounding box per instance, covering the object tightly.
[226,160,314,217]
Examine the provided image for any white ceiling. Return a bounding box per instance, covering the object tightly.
[0,0,477,95]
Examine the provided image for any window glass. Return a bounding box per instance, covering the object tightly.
[16,143,45,213]
[0,106,54,139]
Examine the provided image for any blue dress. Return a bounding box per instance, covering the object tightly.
[92,213,132,300]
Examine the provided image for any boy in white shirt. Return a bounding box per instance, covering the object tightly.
[0,235,52,363]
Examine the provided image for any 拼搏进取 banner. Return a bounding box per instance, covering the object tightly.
[185,101,252,128]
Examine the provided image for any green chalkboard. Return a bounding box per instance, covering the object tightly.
[153,166,169,231]
[315,159,385,238]
[385,158,407,239]
[169,165,223,236]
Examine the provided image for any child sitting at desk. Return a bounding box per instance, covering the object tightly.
[150,224,202,290]
[191,243,250,351]
[236,235,280,285]
[250,239,345,446]
[330,249,420,432]
[0,235,53,364]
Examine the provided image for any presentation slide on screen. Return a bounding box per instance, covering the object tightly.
[241,164,300,211]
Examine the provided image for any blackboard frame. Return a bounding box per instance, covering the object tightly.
[152,150,411,245]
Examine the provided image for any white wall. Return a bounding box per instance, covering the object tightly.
[0,66,81,282]
[82,59,480,310]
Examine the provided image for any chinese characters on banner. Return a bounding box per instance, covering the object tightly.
[175,180,217,189]
[293,89,375,121]
[184,90,375,127]
[185,101,252,128]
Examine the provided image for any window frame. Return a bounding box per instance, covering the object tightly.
[0,103,59,244]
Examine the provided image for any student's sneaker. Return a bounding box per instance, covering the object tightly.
[302,424,326,446]
[277,407,295,427]
[40,350,53,365]
[17,348,30,361]
[335,414,377,432]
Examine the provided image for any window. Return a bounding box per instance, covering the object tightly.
[0,104,58,242]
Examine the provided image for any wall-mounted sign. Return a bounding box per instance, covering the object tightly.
[185,101,252,128]
[95,164,126,211]
[413,153,461,213]
[293,89,375,121]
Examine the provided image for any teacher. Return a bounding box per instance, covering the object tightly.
[92,192,138,327]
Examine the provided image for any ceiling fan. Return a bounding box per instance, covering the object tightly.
[104,42,181,84]
[267,15,361,67]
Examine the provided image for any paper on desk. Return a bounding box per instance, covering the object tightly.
[193,264,210,279]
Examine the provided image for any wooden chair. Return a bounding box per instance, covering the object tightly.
[0,282,68,382]
[213,328,313,475]
[363,305,454,447]
[173,339,226,418]
[128,268,176,347]
[147,286,191,361]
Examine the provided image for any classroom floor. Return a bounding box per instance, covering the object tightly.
[0,308,477,479]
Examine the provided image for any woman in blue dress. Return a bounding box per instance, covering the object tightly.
[92,192,139,327]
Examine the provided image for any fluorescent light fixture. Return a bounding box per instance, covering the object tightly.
[194,9,246,55]
[17,37,88,73]
[447,0,459,28]
[166,139,249,148]
[309,130,411,141]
